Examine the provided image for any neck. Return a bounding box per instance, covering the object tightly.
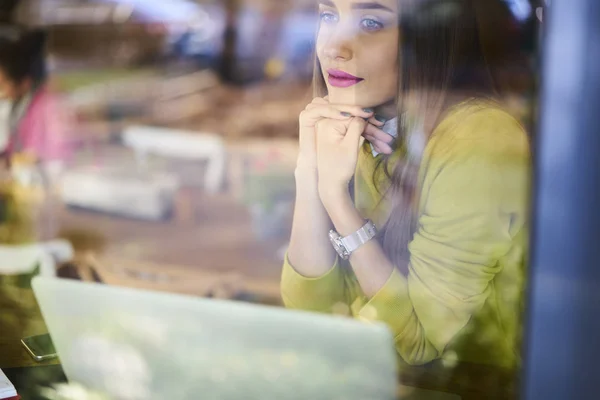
[374,100,397,121]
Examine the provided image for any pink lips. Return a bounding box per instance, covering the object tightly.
[327,69,364,88]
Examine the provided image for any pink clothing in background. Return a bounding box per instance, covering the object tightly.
[5,85,74,162]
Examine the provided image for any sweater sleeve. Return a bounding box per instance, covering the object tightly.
[280,254,351,314]
[357,110,529,365]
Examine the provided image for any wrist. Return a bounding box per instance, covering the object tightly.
[318,182,351,211]
[296,154,317,172]
[325,193,365,237]
[294,165,318,188]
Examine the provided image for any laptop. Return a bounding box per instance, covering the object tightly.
[32,276,398,400]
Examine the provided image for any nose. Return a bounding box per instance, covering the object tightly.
[322,29,354,61]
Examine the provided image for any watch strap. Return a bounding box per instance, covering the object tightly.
[340,220,377,254]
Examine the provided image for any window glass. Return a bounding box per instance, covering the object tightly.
[0,1,540,399]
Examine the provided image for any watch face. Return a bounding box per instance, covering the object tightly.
[329,230,349,260]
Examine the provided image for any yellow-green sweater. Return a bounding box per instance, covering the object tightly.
[281,102,530,368]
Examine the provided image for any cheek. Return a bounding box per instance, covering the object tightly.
[363,32,399,92]
[315,31,330,69]
[0,82,20,100]
[0,74,13,99]
[315,24,330,55]
[0,86,11,100]
[315,40,325,73]
[369,32,398,76]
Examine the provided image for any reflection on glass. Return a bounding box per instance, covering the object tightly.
[283,0,535,398]
[0,0,538,399]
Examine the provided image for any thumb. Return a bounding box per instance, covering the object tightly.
[343,117,367,147]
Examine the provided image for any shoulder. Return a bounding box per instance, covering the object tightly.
[33,86,59,106]
[23,86,68,128]
[425,100,530,167]
[418,100,531,210]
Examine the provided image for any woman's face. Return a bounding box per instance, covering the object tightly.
[316,0,399,107]
[0,70,29,101]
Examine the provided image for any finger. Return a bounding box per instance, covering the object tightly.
[301,107,352,127]
[301,105,372,125]
[311,97,328,105]
[325,104,374,119]
[305,101,374,119]
[363,135,393,154]
[371,140,394,155]
[363,133,394,155]
[362,133,377,143]
[306,97,328,110]
[368,116,386,127]
[344,117,368,147]
[364,124,395,144]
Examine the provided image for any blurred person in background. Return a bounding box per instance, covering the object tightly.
[0,26,72,183]
[0,26,74,240]
[282,0,532,376]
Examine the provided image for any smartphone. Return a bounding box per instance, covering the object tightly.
[21,333,58,362]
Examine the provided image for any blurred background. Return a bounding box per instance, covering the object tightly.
[0,0,541,306]
[0,0,541,312]
[1,0,325,307]
[0,0,545,399]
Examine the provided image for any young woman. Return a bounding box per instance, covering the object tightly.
[281,0,532,369]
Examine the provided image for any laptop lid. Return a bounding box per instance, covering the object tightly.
[32,276,398,400]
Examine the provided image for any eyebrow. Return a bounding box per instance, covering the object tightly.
[319,0,394,13]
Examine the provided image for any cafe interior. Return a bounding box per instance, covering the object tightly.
[1,0,598,399]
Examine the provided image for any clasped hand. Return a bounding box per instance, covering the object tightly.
[297,97,394,205]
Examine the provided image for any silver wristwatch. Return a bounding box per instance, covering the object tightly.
[329,220,378,260]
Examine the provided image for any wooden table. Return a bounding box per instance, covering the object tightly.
[0,285,66,399]
[55,191,286,302]
[0,286,58,369]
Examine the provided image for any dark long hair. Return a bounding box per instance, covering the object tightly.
[0,26,47,85]
[313,0,534,273]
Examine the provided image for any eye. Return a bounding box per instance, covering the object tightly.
[360,18,384,32]
[319,11,338,24]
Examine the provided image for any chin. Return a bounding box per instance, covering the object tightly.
[327,90,363,106]
[326,88,387,109]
